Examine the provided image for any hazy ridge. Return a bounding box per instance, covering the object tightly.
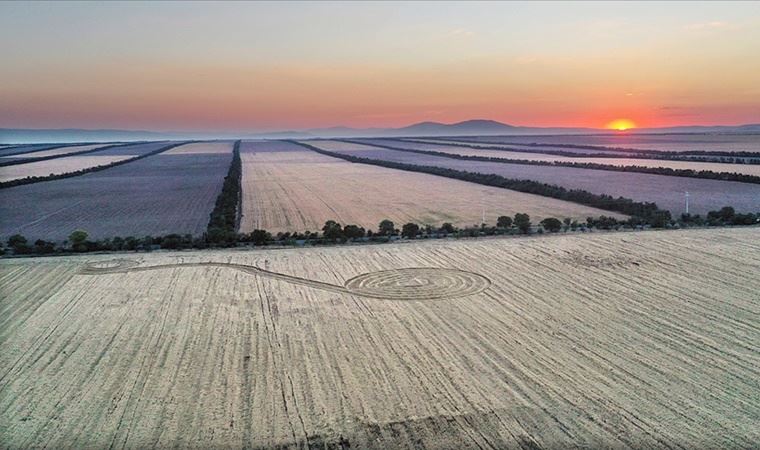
[2,120,760,143]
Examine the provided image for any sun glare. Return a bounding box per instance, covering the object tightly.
[606,119,637,131]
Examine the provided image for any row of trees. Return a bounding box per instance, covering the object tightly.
[0,141,188,189]
[351,140,760,185]
[206,140,242,243]
[4,230,207,255]
[0,215,555,255]
[5,207,757,256]
[293,140,672,226]
[682,206,758,226]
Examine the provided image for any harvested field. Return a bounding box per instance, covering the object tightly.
[81,141,172,156]
[163,142,235,154]
[410,138,760,163]
[0,142,232,241]
[0,142,173,182]
[239,141,624,233]
[0,144,111,159]
[0,144,64,157]
[369,139,760,176]
[407,138,633,155]
[308,140,760,215]
[1,227,758,448]
[0,155,134,182]
[439,134,760,153]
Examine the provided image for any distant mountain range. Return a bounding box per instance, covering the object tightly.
[2,119,760,143]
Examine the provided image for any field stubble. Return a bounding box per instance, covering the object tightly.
[379,139,760,176]
[308,140,760,215]
[239,141,624,234]
[0,227,758,448]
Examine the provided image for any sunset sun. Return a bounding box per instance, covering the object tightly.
[606,119,637,131]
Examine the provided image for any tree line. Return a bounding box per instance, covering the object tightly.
[206,140,242,243]
[3,206,757,257]
[347,139,760,185]
[292,140,673,226]
[0,141,189,189]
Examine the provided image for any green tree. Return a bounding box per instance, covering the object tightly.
[342,224,365,239]
[7,234,31,254]
[141,235,154,252]
[648,210,672,228]
[514,213,531,234]
[540,217,562,233]
[322,220,344,240]
[8,234,27,249]
[33,239,56,254]
[440,222,455,234]
[69,230,88,245]
[161,234,182,249]
[123,236,138,251]
[250,229,270,245]
[497,216,513,228]
[401,222,420,238]
[69,230,89,251]
[111,236,125,250]
[378,219,395,236]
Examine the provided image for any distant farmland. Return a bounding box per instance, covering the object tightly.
[0,143,71,157]
[239,141,622,233]
[0,142,233,241]
[371,139,760,176]
[441,133,760,153]
[0,141,172,182]
[1,227,757,448]
[307,140,760,215]
[163,142,234,154]
[0,143,112,160]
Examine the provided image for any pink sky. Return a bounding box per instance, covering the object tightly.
[1,2,758,131]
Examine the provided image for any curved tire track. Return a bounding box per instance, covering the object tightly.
[80,260,491,301]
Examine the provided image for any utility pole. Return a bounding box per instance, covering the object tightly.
[685,191,690,215]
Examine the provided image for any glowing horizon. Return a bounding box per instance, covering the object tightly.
[606,119,637,131]
[1,2,759,133]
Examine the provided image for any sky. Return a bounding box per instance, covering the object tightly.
[1,1,759,132]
